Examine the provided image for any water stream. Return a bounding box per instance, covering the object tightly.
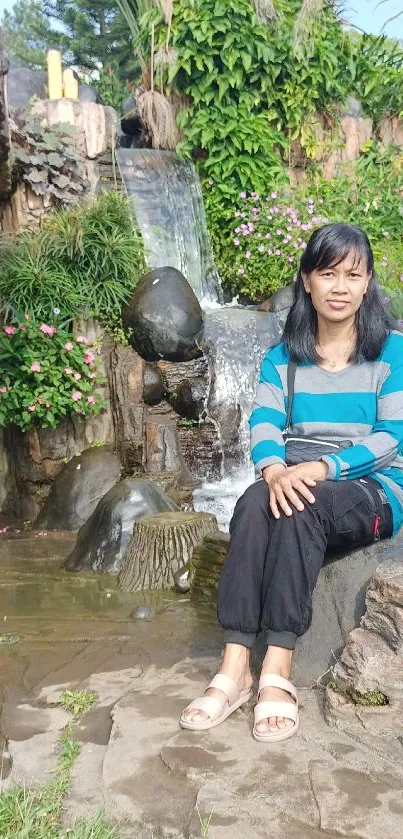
[193,308,282,530]
[116,148,222,304]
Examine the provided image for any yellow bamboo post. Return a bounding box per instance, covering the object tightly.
[63,68,79,100]
[47,50,63,100]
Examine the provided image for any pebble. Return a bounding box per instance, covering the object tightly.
[130,605,155,621]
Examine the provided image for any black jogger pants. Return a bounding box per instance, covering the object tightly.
[217,476,392,650]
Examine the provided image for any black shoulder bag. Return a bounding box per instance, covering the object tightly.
[283,361,353,466]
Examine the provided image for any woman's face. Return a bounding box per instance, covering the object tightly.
[302,251,371,323]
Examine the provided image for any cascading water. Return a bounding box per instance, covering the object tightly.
[193,308,282,530]
[116,148,222,305]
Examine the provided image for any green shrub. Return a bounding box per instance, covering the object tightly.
[0,318,106,431]
[0,191,146,327]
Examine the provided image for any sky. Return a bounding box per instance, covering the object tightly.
[0,0,401,40]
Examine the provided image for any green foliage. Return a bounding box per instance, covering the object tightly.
[0,191,146,325]
[59,689,98,717]
[0,319,106,431]
[97,63,129,112]
[351,33,403,125]
[2,0,62,70]
[208,142,403,301]
[13,120,87,204]
[328,680,389,707]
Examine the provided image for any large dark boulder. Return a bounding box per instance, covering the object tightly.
[7,61,47,111]
[122,267,204,362]
[143,363,165,406]
[35,446,121,532]
[121,94,142,137]
[64,478,179,573]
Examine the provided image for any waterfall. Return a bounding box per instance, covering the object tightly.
[193,308,282,530]
[116,148,222,305]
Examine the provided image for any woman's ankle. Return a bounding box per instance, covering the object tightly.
[221,643,251,674]
[261,645,293,678]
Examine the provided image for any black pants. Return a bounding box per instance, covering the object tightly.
[217,477,393,650]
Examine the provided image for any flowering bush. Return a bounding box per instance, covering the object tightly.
[0,316,106,431]
[214,190,329,299]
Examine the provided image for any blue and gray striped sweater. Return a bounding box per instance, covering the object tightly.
[249,330,403,535]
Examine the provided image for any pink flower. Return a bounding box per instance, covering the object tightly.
[242,229,250,237]
[273,207,279,214]
[76,336,89,345]
[84,351,95,365]
[71,391,82,402]
[288,256,294,263]
[245,251,251,259]
[247,223,254,232]
[239,192,247,199]
[238,268,245,275]
[28,404,36,412]
[275,249,281,256]
[265,233,271,239]
[276,229,283,236]
[268,249,273,255]
[40,324,57,336]
[64,368,73,375]
[65,342,74,352]
[258,245,265,253]
[251,192,259,199]
[233,238,240,247]
[235,211,241,218]
[87,395,96,405]
[4,326,16,336]
[74,372,82,381]
[208,178,214,185]
[0,386,8,393]
[271,192,277,199]
[235,227,241,234]
[31,361,41,373]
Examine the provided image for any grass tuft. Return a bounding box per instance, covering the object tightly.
[59,691,97,718]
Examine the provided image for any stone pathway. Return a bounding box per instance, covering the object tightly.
[1,532,403,838]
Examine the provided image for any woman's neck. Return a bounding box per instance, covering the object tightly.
[316,315,356,348]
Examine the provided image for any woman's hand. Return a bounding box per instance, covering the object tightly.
[262,461,328,519]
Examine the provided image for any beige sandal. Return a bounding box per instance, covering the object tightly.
[180,674,253,731]
[253,674,299,743]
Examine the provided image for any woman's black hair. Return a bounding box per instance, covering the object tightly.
[283,222,394,363]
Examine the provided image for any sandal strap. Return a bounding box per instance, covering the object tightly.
[184,694,225,721]
[208,673,239,705]
[254,700,298,724]
[257,674,297,702]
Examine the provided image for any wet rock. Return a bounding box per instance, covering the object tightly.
[342,96,364,117]
[36,446,121,532]
[146,418,193,483]
[130,605,155,621]
[104,341,146,473]
[122,267,204,362]
[64,478,179,573]
[177,419,222,482]
[143,363,164,406]
[158,357,209,419]
[258,284,294,314]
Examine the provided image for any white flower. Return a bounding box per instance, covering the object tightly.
[53,307,61,315]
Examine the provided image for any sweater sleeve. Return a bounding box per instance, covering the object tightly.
[249,351,287,473]
[322,346,403,481]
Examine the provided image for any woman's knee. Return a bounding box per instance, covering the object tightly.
[230,479,269,528]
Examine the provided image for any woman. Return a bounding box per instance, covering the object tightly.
[180,222,403,743]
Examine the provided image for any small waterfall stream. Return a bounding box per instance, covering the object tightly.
[193,308,282,530]
[116,148,222,304]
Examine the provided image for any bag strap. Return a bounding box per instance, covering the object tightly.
[285,361,297,432]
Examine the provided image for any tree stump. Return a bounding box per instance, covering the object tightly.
[190,532,230,601]
[118,511,218,592]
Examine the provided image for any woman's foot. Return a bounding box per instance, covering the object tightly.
[181,643,253,724]
[254,646,295,734]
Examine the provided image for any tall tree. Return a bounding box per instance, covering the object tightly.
[2,0,62,69]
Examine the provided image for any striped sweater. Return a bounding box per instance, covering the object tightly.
[248,330,403,535]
